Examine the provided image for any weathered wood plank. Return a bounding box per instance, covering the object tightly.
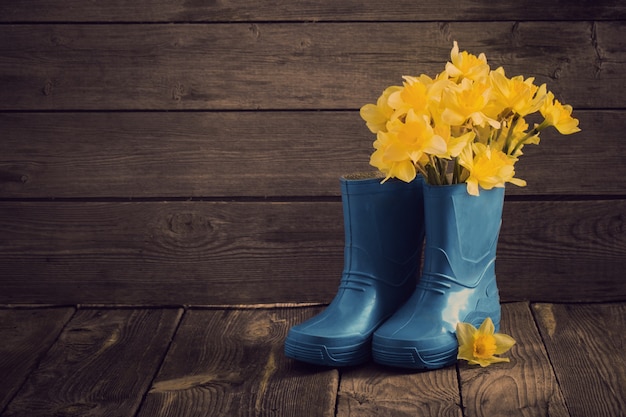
[532,303,626,417]
[497,199,626,303]
[0,0,623,22]
[458,303,569,417]
[0,22,621,110]
[0,200,624,305]
[337,364,461,416]
[0,307,75,411]
[0,201,344,305]
[0,110,616,198]
[0,111,371,199]
[1,308,182,417]
[138,307,338,417]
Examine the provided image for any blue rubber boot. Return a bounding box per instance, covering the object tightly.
[372,183,504,370]
[284,174,425,366]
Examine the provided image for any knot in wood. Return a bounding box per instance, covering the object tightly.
[172,83,185,101]
[166,211,213,237]
[248,24,261,39]
[42,79,54,96]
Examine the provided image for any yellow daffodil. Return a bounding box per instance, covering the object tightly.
[456,317,516,367]
[360,85,402,134]
[359,41,581,192]
[441,79,501,129]
[540,91,581,135]
[387,76,431,120]
[370,131,419,183]
[489,68,547,117]
[370,109,449,183]
[445,41,490,83]
[389,110,447,160]
[434,124,476,159]
[459,143,526,196]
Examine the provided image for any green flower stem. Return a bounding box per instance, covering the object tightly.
[452,158,463,184]
[437,157,448,185]
[490,109,513,147]
[426,156,441,185]
[489,128,500,147]
[503,115,520,153]
[509,119,551,156]
[415,163,429,180]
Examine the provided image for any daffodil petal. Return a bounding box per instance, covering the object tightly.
[466,180,479,196]
[457,345,475,362]
[456,321,476,346]
[390,161,416,183]
[493,333,517,354]
[478,317,496,334]
[424,135,448,155]
[476,356,510,367]
[508,177,527,187]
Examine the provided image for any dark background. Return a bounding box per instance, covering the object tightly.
[1,1,625,305]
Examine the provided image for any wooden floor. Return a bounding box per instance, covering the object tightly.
[1,302,624,417]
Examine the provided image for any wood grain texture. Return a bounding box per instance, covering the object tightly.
[0,304,624,417]
[0,110,617,198]
[0,0,623,22]
[337,364,461,416]
[0,0,623,311]
[497,199,626,302]
[0,111,374,199]
[1,308,183,417]
[532,303,626,417]
[0,307,75,411]
[0,201,345,305]
[0,200,624,305]
[0,22,621,110]
[137,307,339,417]
[458,303,569,417]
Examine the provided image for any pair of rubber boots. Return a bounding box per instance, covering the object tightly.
[284,173,504,369]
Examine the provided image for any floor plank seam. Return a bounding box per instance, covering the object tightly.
[528,303,574,417]
[0,306,78,416]
[188,302,328,310]
[334,367,343,417]
[454,362,467,417]
[75,304,188,310]
[132,307,189,417]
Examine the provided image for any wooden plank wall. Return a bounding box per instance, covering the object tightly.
[1,1,625,305]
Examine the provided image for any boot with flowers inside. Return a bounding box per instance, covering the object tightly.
[358,41,580,369]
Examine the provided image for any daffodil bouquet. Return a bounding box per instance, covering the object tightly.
[360,42,581,196]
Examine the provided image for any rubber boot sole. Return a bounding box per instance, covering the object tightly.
[284,337,370,367]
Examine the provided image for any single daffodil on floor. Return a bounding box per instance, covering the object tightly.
[456,317,516,367]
